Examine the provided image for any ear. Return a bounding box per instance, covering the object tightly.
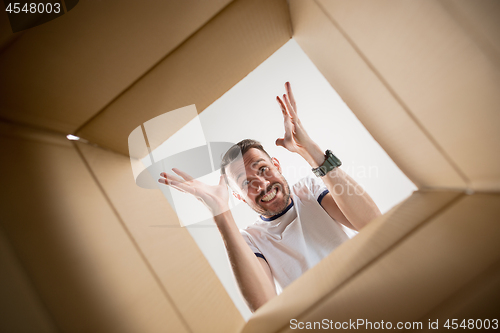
[271,157,282,173]
[232,191,245,203]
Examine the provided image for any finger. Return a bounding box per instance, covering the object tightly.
[169,179,196,195]
[285,82,297,112]
[159,172,184,183]
[277,95,293,120]
[172,168,194,181]
[158,178,187,193]
[219,175,227,187]
[283,94,296,119]
[170,184,188,194]
[284,94,300,126]
[276,96,288,116]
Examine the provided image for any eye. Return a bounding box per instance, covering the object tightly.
[242,180,249,187]
[260,166,269,175]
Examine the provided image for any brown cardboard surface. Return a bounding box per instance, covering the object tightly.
[0,227,56,333]
[0,0,232,133]
[419,260,500,330]
[439,0,500,60]
[314,0,500,192]
[275,193,500,333]
[0,7,22,52]
[76,141,244,333]
[1,0,499,331]
[242,190,462,333]
[76,0,292,156]
[289,0,468,191]
[0,124,189,333]
[127,104,200,161]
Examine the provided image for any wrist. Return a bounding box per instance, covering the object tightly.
[211,202,230,217]
[312,150,342,177]
[300,143,324,168]
[213,208,235,228]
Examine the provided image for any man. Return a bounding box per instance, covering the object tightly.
[159,82,381,312]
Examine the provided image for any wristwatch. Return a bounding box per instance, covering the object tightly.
[312,150,342,177]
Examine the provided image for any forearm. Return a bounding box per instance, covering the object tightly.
[302,143,381,230]
[322,168,381,230]
[158,170,275,309]
[213,210,276,311]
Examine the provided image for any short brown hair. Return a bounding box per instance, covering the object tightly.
[220,139,271,180]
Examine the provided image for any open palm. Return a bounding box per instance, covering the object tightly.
[159,168,229,216]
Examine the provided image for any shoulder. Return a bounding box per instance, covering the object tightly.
[292,175,328,199]
[240,220,265,238]
[239,227,264,255]
[239,227,252,240]
[240,222,258,235]
[240,226,257,242]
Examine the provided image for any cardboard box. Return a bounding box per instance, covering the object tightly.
[1,0,499,332]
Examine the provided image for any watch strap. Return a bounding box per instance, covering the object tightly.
[312,150,342,177]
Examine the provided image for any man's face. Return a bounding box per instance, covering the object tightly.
[226,148,291,217]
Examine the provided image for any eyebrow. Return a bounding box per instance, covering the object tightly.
[236,158,266,183]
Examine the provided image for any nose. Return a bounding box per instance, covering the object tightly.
[249,176,269,193]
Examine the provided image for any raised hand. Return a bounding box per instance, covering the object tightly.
[275,82,323,167]
[159,168,229,216]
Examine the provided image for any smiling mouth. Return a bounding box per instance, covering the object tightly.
[261,185,278,202]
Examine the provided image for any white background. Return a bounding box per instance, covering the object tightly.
[150,39,417,320]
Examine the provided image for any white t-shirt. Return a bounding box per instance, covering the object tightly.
[240,176,350,290]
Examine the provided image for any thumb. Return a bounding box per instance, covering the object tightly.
[219,174,226,186]
[275,138,285,148]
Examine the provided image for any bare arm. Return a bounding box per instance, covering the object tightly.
[319,193,356,230]
[299,143,381,230]
[159,170,276,311]
[276,82,381,230]
[214,211,276,311]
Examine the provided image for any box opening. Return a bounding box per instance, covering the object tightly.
[144,38,417,320]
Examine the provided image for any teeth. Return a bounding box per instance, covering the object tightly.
[261,187,277,202]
